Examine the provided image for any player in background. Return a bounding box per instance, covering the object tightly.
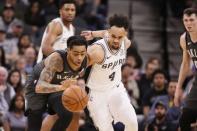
[174,8,197,131]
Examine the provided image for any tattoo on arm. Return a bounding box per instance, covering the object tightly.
[35,53,63,93]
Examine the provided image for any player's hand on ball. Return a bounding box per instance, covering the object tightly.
[61,79,77,90]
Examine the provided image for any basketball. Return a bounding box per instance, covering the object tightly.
[62,85,88,112]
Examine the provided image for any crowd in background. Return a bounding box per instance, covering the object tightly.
[0,0,196,131]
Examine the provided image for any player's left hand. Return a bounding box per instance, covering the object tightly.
[81,31,94,41]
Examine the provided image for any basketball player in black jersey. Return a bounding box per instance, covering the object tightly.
[25,36,88,131]
[174,8,197,131]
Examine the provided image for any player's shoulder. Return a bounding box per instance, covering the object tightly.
[48,18,62,30]
[46,52,62,63]
[45,52,63,71]
[180,32,187,49]
[88,43,104,55]
[180,32,186,41]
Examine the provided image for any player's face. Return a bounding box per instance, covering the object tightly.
[68,45,87,67]
[60,4,76,23]
[108,26,126,50]
[183,13,197,32]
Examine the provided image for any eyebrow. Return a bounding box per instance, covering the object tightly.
[112,34,123,38]
[73,51,86,53]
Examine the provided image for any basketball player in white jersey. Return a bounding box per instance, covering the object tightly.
[86,14,138,131]
[37,0,75,63]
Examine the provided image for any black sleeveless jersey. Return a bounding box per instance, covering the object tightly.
[25,50,87,94]
[185,32,197,109]
[185,32,197,69]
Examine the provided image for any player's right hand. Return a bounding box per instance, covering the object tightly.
[61,79,77,90]
[81,31,93,41]
[174,86,183,107]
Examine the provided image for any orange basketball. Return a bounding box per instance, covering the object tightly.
[62,85,88,112]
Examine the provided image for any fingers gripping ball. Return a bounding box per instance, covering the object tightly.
[62,85,88,112]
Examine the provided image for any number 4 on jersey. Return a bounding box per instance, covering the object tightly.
[109,72,115,81]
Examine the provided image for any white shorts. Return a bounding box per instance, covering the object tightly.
[87,82,138,131]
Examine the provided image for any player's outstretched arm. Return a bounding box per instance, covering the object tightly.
[174,33,191,106]
[81,30,107,41]
[42,21,62,56]
[87,44,105,66]
[35,52,67,93]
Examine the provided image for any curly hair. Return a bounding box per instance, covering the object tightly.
[109,14,129,30]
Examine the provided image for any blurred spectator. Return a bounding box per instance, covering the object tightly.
[147,57,161,70]
[0,46,9,69]
[148,81,181,122]
[142,69,168,117]
[3,0,29,19]
[7,69,24,94]
[126,46,143,69]
[138,59,159,99]
[0,4,23,34]
[0,66,15,116]
[24,47,37,74]
[24,1,46,44]
[125,54,141,80]
[0,24,18,64]
[24,1,46,28]
[76,0,107,30]
[3,94,27,131]
[7,20,24,42]
[144,101,176,131]
[24,1,46,45]
[17,34,33,55]
[43,0,59,23]
[14,58,27,85]
[121,64,140,111]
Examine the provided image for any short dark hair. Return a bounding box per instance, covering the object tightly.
[59,0,77,9]
[67,36,87,49]
[152,69,166,80]
[183,8,197,16]
[109,14,129,30]
[121,63,132,71]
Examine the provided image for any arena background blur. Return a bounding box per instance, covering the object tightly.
[0,0,196,131]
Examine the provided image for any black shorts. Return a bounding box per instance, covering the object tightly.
[25,72,48,114]
[47,91,70,115]
[25,91,48,112]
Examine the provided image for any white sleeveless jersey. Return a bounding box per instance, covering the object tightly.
[37,18,74,63]
[87,38,126,91]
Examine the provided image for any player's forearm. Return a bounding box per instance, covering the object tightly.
[92,30,107,38]
[177,62,190,88]
[42,46,54,56]
[35,81,64,93]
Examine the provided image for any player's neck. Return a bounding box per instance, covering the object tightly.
[63,21,72,29]
[108,43,119,53]
[189,31,197,42]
